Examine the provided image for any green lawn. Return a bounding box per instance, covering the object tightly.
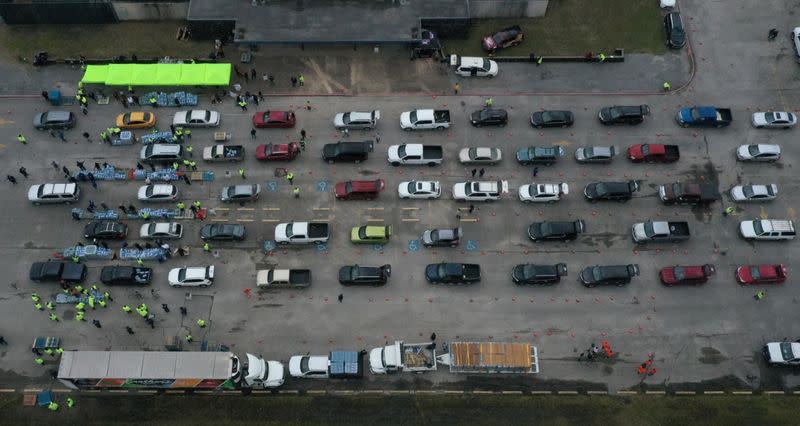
[0,22,211,61]
[443,0,668,56]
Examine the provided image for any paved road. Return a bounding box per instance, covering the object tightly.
[0,0,799,393]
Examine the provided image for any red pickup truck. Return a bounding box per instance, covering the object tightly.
[627,144,680,163]
[255,143,300,161]
[334,179,385,200]
[659,264,715,286]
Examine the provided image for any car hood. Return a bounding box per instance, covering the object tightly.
[369,347,387,373]
[333,113,345,127]
[598,108,612,121]
[425,264,439,278]
[511,265,526,281]
[338,266,351,282]
[515,148,531,161]
[628,145,643,157]
[527,224,543,238]
[574,148,587,161]
[33,113,45,126]
[288,356,303,377]
[399,112,412,127]
[580,268,596,283]
[736,145,750,158]
[200,226,213,239]
[421,230,434,244]
[659,268,676,283]
[168,268,180,284]
[739,221,756,237]
[676,108,692,123]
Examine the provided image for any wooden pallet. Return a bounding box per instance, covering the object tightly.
[450,342,531,369]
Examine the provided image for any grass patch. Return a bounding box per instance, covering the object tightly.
[0,394,797,425]
[443,0,668,56]
[0,22,211,61]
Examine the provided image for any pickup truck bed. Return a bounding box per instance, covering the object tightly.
[257,269,311,288]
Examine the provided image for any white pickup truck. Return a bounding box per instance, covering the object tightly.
[387,144,444,166]
[763,341,800,365]
[274,222,330,245]
[400,109,451,131]
[369,340,437,374]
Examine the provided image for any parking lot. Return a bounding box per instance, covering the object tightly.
[1,0,800,394]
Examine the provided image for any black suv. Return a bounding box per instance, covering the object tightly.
[338,264,391,286]
[583,181,639,202]
[470,108,508,127]
[664,12,686,49]
[528,220,585,242]
[322,141,374,164]
[83,221,128,239]
[580,264,640,287]
[100,266,152,286]
[512,263,567,285]
[516,146,566,166]
[598,105,650,125]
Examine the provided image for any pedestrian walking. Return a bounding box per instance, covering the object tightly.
[62,166,70,175]
[479,168,485,177]
[41,90,49,101]
[471,168,477,177]
[239,168,246,179]
[185,145,193,157]
[49,313,59,322]
[456,213,461,220]
[768,28,779,40]
[203,242,210,252]
[662,81,671,92]
[453,83,460,94]
[468,204,474,214]
[197,319,206,328]
[258,91,264,101]
[298,74,305,86]
[250,129,256,139]
[430,332,436,341]
[18,167,28,178]
[52,161,59,170]
[0,336,6,345]
[293,187,300,198]
[6,175,17,184]
[58,131,66,142]
[162,303,170,312]
[484,98,493,108]
[291,76,298,87]
[533,166,539,177]
[82,132,91,141]
[723,206,735,217]
[126,326,134,334]
[286,172,294,184]
[338,293,344,303]
[118,205,128,214]
[375,132,381,144]
[17,134,27,145]
[77,161,86,171]
[180,306,187,316]
[128,204,137,214]
[90,179,97,189]
[92,319,102,328]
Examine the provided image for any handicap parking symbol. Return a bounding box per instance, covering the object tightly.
[262,240,276,253]
[316,243,328,251]
[316,181,329,192]
[266,180,278,192]
[372,244,384,251]
[407,239,421,252]
[465,240,478,251]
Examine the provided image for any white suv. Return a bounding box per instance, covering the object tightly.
[740,219,795,240]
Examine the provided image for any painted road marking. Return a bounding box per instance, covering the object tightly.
[237,207,255,211]
[367,218,385,222]
[366,207,384,211]
[313,207,331,211]
[460,218,479,222]
[263,207,280,211]
[316,181,329,192]
[465,240,478,251]
[262,219,280,222]
[401,218,420,222]
[210,218,228,222]
[237,219,254,222]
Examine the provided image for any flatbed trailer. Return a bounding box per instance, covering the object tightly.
[437,342,539,374]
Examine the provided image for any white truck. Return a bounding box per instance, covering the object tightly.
[256,269,312,288]
[387,144,444,166]
[400,109,451,131]
[369,340,437,374]
[274,222,330,245]
[763,341,800,365]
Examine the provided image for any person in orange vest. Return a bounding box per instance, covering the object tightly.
[637,363,647,375]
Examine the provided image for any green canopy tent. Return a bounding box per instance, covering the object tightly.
[80,63,231,86]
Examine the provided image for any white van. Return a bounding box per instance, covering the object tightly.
[28,183,80,205]
[450,55,498,77]
[740,219,795,240]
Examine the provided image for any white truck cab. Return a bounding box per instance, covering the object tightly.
[763,341,800,365]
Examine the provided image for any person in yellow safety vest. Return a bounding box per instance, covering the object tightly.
[71,255,80,263]
[35,357,45,365]
[48,402,59,411]
[141,211,150,220]
[122,305,132,313]
[46,301,55,310]
[172,162,180,170]
[88,296,95,309]
[100,131,108,141]
[663,81,671,91]
[76,302,85,311]
[193,201,201,209]
[49,313,58,322]
[149,97,157,106]
[189,160,197,170]
[599,52,606,62]
[293,187,300,198]
[172,135,179,143]
[80,96,87,105]
[44,348,54,356]
[98,299,107,308]
[67,398,74,408]
[91,284,98,291]
[197,319,206,328]
[113,128,121,134]
[103,291,112,302]
[17,134,27,144]
[78,81,84,88]
[184,129,192,139]
[137,258,144,266]
[239,168,245,178]
[75,285,84,293]
[175,127,183,136]
[185,145,193,157]
[31,293,40,302]
[185,334,193,342]
[34,303,43,310]
[203,242,210,252]
[75,311,85,321]
[56,347,64,355]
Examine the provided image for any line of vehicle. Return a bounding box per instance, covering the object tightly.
[4,388,795,395]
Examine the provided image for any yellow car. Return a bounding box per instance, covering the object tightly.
[350,225,393,244]
[116,111,156,129]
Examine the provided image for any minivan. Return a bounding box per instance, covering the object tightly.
[28,183,80,205]
[740,219,795,241]
[664,12,686,49]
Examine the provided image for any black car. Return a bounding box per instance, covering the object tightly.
[30,261,87,283]
[421,227,463,247]
[322,141,374,164]
[470,108,508,127]
[580,264,640,287]
[33,111,76,130]
[83,221,128,239]
[530,110,574,128]
[512,263,567,285]
[200,224,245,241]
[528,220,585,242]
[598,105,650,125]
[100,265,152,286]
[425,262,481,285]
[583,181,639,202]
[516,146,566,166]
[664,12,686,49]
[338,264,391,286]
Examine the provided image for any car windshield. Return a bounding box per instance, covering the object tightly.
[342,112,352,124]
[285,224,293,236]
[643,222,657,237]
[397,145,407,158]
[344,182,353,194]
[748,145,760,156]
[522,265,539,277]
[429,230,440,241]
[592,268,605,281]
[358,227,368,239]
[407,182,418,193]
[350,267,360,280]
[437,264,447,276]
[178,269,187,281]
[543,111,562,122]
[145,186,154,196]
[540,222,553,235]
[464,183,477,196]
[122,113,131,122]
[780,342,796,361]
[610,109,623,119]
[300,357,310,373]
[673,267,685,281]
[409,111,417,123]
[593,183,608,196]
[752,221,764,235]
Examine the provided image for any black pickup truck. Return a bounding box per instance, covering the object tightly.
[30,260,87,284]
[658,183,720,205]
[100,265,153,285]
[425,262,481,285]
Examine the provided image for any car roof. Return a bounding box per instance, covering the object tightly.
[307,356,329,372]
[229,184,256,194]
[151,144,182,154]
[184,267,208,279]
[460,57,488,67]
[348,111,373,121]
[152,222,178,232]
[268,111,291,120]
[189,110,209,119]
[40,183,77,194]
[475,181,499,192]
[45,111,71,120]
[349,180,382,191]
[754,144,781,153]
[149,184,175,195]
[596,265,634,277]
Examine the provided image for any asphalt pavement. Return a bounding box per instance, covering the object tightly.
[0,0,799,394]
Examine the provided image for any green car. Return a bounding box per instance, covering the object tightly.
[350,225,393,244]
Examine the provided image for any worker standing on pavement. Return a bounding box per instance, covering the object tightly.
[293,187,300,198]
[239,168,246,179]
[662,81,671,92]
[17,134,27,145]
[197,319,206,328]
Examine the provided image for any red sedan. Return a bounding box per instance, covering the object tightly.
[252,110,296,128]
[659,264,715,286]
[736,264,787,285]
[255,143,300,161]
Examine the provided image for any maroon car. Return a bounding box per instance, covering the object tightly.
[482,25,524,52]
[659,264,715,286]
[736,264,787,285]
[334,179,385,200]
[255,143,300,161]
[252,110,296,128]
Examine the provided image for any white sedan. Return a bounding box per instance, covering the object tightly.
[751,111,796,129]
[518,182,569,203]
[398,180,441,199]
[172,110,220,127]
[137,184,178,202]
[168,266,214,287]
[140,222,183,239]
[288,355,329,378]
[730,184,778,202]
[458,147,502,165]
[793,28,800,63]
